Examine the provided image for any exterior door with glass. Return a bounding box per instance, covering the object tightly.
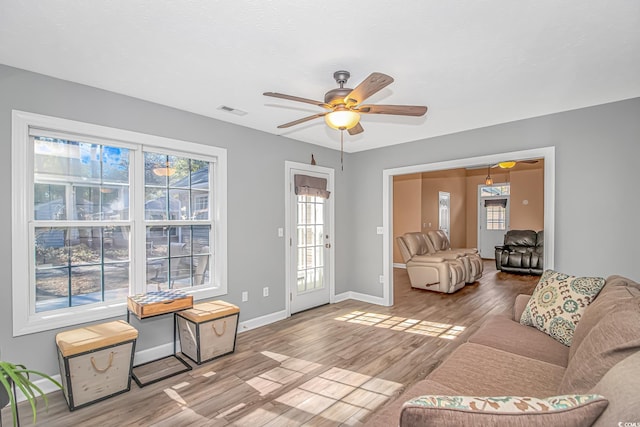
[478,184,510,259]
[287,165,333,314]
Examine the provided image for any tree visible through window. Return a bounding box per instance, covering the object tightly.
[34,137,131,312]
[12,111,227,335]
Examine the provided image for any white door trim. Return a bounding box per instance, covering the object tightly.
[382,146,555,307]
[284,161,336,317]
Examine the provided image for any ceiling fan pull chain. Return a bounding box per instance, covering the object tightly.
[340,130,344,171]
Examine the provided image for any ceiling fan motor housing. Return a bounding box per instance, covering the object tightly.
[324,88,352,105]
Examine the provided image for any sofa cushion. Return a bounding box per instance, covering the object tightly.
[399,394,608,427]
[520,270,605,346]
[468,315,569,367]
[426,343,565,397]
[403,232,429,257]
[590,351,640,427]
[558,297,640,394]
[504,229,537,247]
[569,275,640,360]
[366,379,459,427]
[426,230,449,252]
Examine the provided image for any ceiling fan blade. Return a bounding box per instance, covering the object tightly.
[347,122,364,135]
[357,104,427,116]
[263,92,331,109]
[492,159,540,168]
[277,112,327,129]
[344,72,394,106]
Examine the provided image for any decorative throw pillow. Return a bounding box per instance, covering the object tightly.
[520,269,605,346]
[400,394,608,427]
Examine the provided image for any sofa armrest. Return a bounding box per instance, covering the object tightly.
[513,294,532,321]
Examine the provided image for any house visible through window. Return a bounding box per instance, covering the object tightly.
[144,152,212,291]
[12,111,227,336]
[33,137,132,312]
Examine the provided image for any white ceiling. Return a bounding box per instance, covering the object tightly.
[1,1,639,153]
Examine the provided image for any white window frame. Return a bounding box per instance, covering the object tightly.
[11,110,228,336]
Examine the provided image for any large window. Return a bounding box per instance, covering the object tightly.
[12,111,227,336]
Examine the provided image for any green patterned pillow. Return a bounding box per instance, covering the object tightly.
[401,394,608,426]
[520,269,605,346]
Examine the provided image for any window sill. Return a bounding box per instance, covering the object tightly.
[13,286,227,337]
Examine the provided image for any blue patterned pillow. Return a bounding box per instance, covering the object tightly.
[520,270,605,346]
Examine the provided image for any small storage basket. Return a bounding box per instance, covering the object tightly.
[56,320,138,410]
[176,300,240,364]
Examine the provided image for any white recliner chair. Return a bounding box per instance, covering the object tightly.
[425,230,483,284]
[396,232,466,294]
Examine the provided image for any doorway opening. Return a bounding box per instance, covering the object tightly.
[382,147,555,306]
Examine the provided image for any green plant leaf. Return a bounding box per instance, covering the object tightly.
[1,361,63,426]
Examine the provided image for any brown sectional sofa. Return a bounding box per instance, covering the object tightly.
[369,275,640,426]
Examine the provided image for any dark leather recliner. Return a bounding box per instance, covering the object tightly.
[495,230,543,275]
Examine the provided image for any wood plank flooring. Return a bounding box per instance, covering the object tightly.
[3,262,538,426]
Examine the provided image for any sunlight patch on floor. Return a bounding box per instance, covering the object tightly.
[235,352,403,426]
[334,310,466,339]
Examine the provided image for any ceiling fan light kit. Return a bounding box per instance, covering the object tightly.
[263,70,427,137]
[325,108,360,130]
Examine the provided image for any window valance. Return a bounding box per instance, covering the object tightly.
[294,174,331,199]
[484,198,508,208]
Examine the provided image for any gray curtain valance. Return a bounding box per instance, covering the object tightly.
[294,174,331,199]
[484,198,508,208]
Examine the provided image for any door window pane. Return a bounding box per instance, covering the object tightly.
[486,206,506,230]
[296,195,326,293]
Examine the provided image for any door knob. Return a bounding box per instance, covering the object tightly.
[325,243,331,248]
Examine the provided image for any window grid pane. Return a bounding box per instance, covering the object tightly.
[296,195,325,294]
[486,206,506,230]
[31,137,216,313]
[34,226,131,312]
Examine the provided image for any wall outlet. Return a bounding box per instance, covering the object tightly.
[376,226,384,235]
[379,275,384,284]
[277,227,284,237]
[241,291,248,302]
[263,287,269,297]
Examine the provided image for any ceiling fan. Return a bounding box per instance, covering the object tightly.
[491,160,539,169]
[263,71,428,136]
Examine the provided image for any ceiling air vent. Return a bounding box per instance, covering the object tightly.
[217,105,247,116]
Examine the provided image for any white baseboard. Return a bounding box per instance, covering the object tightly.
[13,374,63,403]
[237,309,287,334]
[333,291,386,306]
[393,263,406,269]
[134,342,177,365]
[334,292,350,303]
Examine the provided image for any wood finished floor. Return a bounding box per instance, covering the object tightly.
[4,262,538,426]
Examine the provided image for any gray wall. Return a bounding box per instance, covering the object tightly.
[0,65,347,373]
[2,63,640,376]
[345,97,640,296]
